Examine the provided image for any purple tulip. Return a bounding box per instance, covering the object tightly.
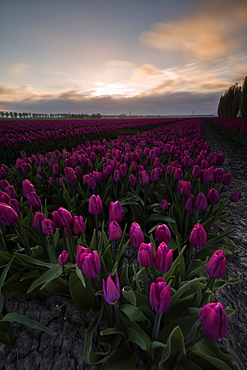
[64,166,77,183]
[22,179,36,197]
[52,207,73,227]
[9,199,21,213]
[206,250,226,278]
[58,250,70,265]
[160,199,169,211]
[195,193,208,211]
[191,164,201,178]
[230,192,241,202]
[109,201,124,223]
[138,242,154,267]
[73,215,86,234]
[154,242,173,273]
[5,185,17,199]
[184,195,196,212]
[0,191,11,204]
[108,220,122,241]
[178,180,191,196]
[173,168,183,182]
[199,302,228,340]
[155,224,171,244]
[26,191,42,209]
[189,223,207,249]
[76,246,101,278]
[222,173,232,186]
[130,222,144,248]
[128,174,137,186]
[88,194,103,215]
[207,188,220,204]
[149,277,171,313]
[32,212,45,230]
[41,218,56,236]
[139,170,150,186]
[102,273,121,304]
[0,202,19,225]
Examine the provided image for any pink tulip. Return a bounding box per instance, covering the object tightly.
[149,277,171,313]
[199,302,228,340]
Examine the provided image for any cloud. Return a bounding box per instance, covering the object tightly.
[104,59,135,70]
[132,64,162,79]
[8,63,31,76]
[140,0,247,61]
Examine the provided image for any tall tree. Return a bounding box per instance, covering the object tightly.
[241,76,247,118]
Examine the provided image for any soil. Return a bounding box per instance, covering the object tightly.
[0,119,246,370]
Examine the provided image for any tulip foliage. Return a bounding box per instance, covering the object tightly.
[0,117,242,369]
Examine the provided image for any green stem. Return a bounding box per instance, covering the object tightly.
[186,331,206,350]
[152,311,163,341]
[114,302,122,331]
[144,267,149,295]
[0,224,8,252]
[202,276,214,295]
[186,248,197,276]
[95,214,99,250]
[14,224,30,255]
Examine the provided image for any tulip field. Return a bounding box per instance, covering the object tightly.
[0,117,243,369]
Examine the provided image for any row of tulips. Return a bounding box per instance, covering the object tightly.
[0,117,242,369]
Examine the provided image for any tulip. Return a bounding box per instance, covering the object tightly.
[206,250,226,278]
[0,191,11,204]
[58,250,70,265]
[149,277,171,313]
[230,192,241,202]
[130,222,144,248]
[214,168,224,183]
[139,170,150,186]
[26,191,42,209]
[22,179,36,197]
[108,220,122,241]
[150,168,160,182]
[0,202,19,225]
[222,173,232,186]
[52,164,60,175]
[155,224,171,244]
[203,168,214,183]
[195,193,208,211]
[113,169,121,182]
[160,199,169,211]
[76,247,101,278]
[184,195,196,212]
[9,199,21,213]
[189,223,207,249]
[191,164,201,178]
[128,174,137,186]
[102,273,121,304]
[73,215,86,234]
[32,212,45,230]
[178,180,191,196]
[5,185,17,199]
[207,188,220,204]
[138,242,154,267]
[154,242,173,273]
[87,177,97,190]
[0,180,10,190]
[52,207,73,228]
[109,201,124,223]
[64,166,77,183]
[41,218,56,236]
[199,302,228,340]
[88,194,103,215]
[173,168,183,182]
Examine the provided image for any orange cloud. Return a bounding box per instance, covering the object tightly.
[140,1,247,61]
[8,63,31,76]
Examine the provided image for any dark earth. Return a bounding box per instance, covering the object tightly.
[0,119,246,369]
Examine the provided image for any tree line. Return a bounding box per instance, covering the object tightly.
[217,76,247,117]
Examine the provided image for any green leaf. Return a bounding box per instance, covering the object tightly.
[128,326,151,351]
[75,264,86,288]
[121,304,148,323]
[145,214,175,225]
[27,264,62,293]
[214,278,241,289]
[84,306,103,364]
[69,271,96,311]
[1,313,57,336]
[171,278,205,306]
[159,326,186,365]
[101,347,138,370]
[14,252,54,268]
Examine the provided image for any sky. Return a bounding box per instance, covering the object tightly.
[1,0,247,116]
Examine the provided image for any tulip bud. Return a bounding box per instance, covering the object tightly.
[195,193,208,211]
[191,165,201,178]
[177,180,191,196]
[154,242,173,273]
[230,192,241,202]
[150,168,160,182]
[88,194,103,215]
[64,166,77,183]
[109,201,124,223]
[76,246,101,278]
[128,174,137,186]
[113,169,121,182]
[58,250,70,265]
[0,202,19,225]
[32,212,45,230]
[149,277,171,313]
[0,191,11,204]
[184,195,196,212]
[199,302,228,340]
[102,273,121,304]
[138,242,154,267]
[26,191,42,209]
[108,220,122,241]
[0,180,10,190]
[9,199,22,213]
[222,173,232,186]
[5,185,17,199]
[139,170,150,186]
[189,223,207,249]
[155,224,171,244]
[173,168,183,182]
[41,218,56,236]
[207,188,220,204]
[22,179,36,197]
[130,222,144,248]
[206,250,226,278]
[160,199,169,211]
[214,168,224,183]
[52,207,73,227]
[73,215,86,234]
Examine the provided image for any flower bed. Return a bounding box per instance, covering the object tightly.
[0,117,241,369]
